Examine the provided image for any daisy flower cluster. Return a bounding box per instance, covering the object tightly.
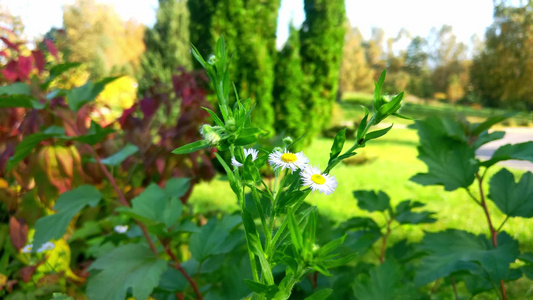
[231,147,337,195]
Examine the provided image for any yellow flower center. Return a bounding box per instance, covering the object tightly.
[311,174,326,185]
[281,153,297,163]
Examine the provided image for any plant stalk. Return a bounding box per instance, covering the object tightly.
[380,217,394,263]
[475,172,507,300]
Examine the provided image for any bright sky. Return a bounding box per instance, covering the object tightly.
[3,0,508,51]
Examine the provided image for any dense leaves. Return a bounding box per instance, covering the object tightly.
[33,185,102,250]
[414,230,519,287]
[87,244,167,300]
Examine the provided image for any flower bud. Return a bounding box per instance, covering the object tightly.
[226,118,236,131]
[207,55,217,65]
[205,131,221,146]
[282,136,293,147]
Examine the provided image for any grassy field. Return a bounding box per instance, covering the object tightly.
[189,127,533,250]
[339,91,533,128]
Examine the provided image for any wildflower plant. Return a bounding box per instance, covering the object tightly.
[172,37,406,299]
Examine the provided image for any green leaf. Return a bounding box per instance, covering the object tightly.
[99,144,138,166]
[164,177,190,199]
[72,121,114,145]
[317,235,346,258]
[66,76,119,111]
[365,124,393,142]
[86,243,167,300]
[410,118,477,191]
[33,185,102,251]
[329,128,346,161]
[304,289,333,300]
[373,70,386,112]
[356,106,370,143]
[414,230,519,286]
[287,209,304,251]
[353,190,390,212]
[51,293,74,300]
[5,130,65,172]
[394,200,436,225]
[0,82,32,95]
[353,259,407,300]
[189,215,242,262]
[116,182,184,228]
[244,280,278,298]
[172,140,210,155]
[202,107,224,127]
[43,62,82,90]
[472,131,505,150]
[481,141,533,167]
[488,169,533,218]
[471,112,516,136]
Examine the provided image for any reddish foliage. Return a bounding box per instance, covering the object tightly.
[9,216,28,251]
[44,39,58,59]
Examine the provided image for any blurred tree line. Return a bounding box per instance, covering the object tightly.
[340,0,533,111]
[31,0,532,146]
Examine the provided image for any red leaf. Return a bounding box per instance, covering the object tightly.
[0,50,7,57]
[44,39,58,59]
[19,264,39,282]
[9,217,28,251]
[17,56,33,80]
[140,97,157,119]
[0,37,19,51]
[32,50,46,73]
[1,60,19,82]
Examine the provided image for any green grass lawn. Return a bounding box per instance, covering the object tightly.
[189,128,533,250]
[340,91,533,127]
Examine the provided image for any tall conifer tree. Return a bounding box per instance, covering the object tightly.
[274,24,305,144]
[138,0,191,94]
[300,0,346,141]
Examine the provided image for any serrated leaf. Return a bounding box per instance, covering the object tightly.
[471,113,516,136]
[414,230,519,286]
[87,243,167,300]
[33,185,102,251]
[488,169,533,217]
[472,130,505,149]
[99,144,138,166]
[116,182,183,228]
[353,259,406,300]
[172,140,210,155]
[394,200,436,225]
[189,215,242,262]
[481,141,533,167]
[353,190,390,212]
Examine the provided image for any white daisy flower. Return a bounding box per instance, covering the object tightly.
[21,244,33,253]
[36,242,55,253]
[300,165,337,195]
[114,225,129,234]
[268,148,309,173]
[231,148,259,167]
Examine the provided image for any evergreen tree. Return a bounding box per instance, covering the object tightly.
[300,0,346,142]
[189,0,280,136]
[274,24,305,144]
[138,0,191,94]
